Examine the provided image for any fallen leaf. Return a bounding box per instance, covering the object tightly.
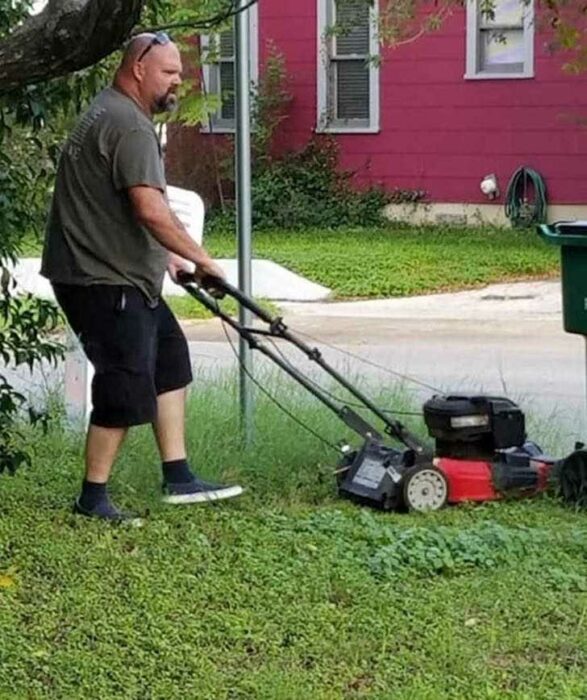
[0,574,16,589]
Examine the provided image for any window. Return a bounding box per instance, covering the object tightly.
[466,0,534,79]
[317,0,380,133]
[201,5,258,132]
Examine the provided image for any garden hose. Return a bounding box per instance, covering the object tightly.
[504,167,548,228]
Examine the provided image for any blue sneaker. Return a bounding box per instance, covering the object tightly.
[162,477,244,505]
[73,498,144,527]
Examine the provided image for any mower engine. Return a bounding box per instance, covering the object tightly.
[421,394,556,509]
[337,394,557,512]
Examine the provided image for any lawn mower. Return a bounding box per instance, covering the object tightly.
[177,271,587,513]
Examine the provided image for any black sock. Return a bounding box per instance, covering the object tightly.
[79,480,108,510]
[162,458,194,484]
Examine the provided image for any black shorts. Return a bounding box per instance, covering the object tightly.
[54,284,193,428]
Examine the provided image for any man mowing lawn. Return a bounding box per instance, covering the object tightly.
[40,33,243,521]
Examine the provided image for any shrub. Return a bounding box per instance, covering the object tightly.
[249,136,414,229]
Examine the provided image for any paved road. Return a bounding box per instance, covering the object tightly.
[181,281,587,447]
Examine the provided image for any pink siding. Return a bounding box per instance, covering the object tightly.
[165,3,587,206]
[261,0,318,153]
[260,4,587,204]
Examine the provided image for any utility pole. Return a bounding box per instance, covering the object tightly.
[234,0,254,444]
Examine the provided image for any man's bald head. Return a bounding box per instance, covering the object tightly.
[120,34,155,70]
[114,32,183,116]
[119,33,175,73]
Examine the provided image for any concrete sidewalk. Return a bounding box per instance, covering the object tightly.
[12,258,330,302]
[9,258,332,302]
[279,280,562,321]
[8,257,561,317]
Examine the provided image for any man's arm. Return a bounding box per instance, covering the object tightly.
[128,185,224,280]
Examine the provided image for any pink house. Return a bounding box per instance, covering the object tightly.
[166,0,587,224]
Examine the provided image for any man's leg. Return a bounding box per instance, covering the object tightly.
[74,424,129,518]
[154,300,243,504]
[152,387,187,462]
[85,424,128,482]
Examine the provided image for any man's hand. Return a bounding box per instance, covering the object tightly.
[167,253,225,285]
[194,256,225,284]
[167,253,193,283]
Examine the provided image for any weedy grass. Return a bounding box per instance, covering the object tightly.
[20,224,559,300]
[205,225,558,299]
[1,372,586,699]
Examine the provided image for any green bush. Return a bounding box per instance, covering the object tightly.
[249,136,403,229]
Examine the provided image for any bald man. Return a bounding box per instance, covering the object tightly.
[41,33,243,521]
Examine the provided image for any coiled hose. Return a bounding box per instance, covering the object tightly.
[504,166,548,228]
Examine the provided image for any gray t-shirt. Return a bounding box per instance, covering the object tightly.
[41,87,168,303]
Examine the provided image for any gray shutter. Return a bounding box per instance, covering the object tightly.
[335,0,370,56]
[336,61,369,119]
[219,29,234,58]
[220,62,235,120]
[332,0,370,121]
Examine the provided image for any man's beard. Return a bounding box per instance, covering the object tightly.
[153,91,178,114]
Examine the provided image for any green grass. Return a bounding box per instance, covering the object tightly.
[20,224,559,300]
[1,373,586,699]
[207,225,559,298]
[164,294,277,321]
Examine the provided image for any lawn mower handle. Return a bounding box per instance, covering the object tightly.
[176,270,275,324]
[175,269,431,457]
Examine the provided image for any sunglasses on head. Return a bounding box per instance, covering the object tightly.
[137,31,173,62]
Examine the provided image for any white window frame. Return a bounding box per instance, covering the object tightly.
[201,4,259,133]
[465,0,534,80]
[317,0,380,134]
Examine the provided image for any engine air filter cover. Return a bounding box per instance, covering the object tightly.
[423,394,525,459]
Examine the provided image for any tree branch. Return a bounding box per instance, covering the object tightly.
[0,0,146,93]
[140,0,260,34]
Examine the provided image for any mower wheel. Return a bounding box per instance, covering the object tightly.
[402,465,448,512]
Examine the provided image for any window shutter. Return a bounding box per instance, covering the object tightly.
[219,29,234,58]
[335,0,370,56]
[336,61,370,119]
[331,0,371,121]
[219,62,235,120]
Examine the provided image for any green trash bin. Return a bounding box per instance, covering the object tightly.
[537,222,587,505]
[537,222,587,335]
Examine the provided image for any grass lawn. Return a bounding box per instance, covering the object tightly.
[204,225,559,298]
[1,375,586,699]
[20,224,559,301]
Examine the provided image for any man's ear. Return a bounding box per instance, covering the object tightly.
[131,60,145,83]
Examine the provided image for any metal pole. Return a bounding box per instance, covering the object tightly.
[235,0,254,444]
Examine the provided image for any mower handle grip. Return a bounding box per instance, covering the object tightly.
[175,270,274,323]
[176,270,229,299]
